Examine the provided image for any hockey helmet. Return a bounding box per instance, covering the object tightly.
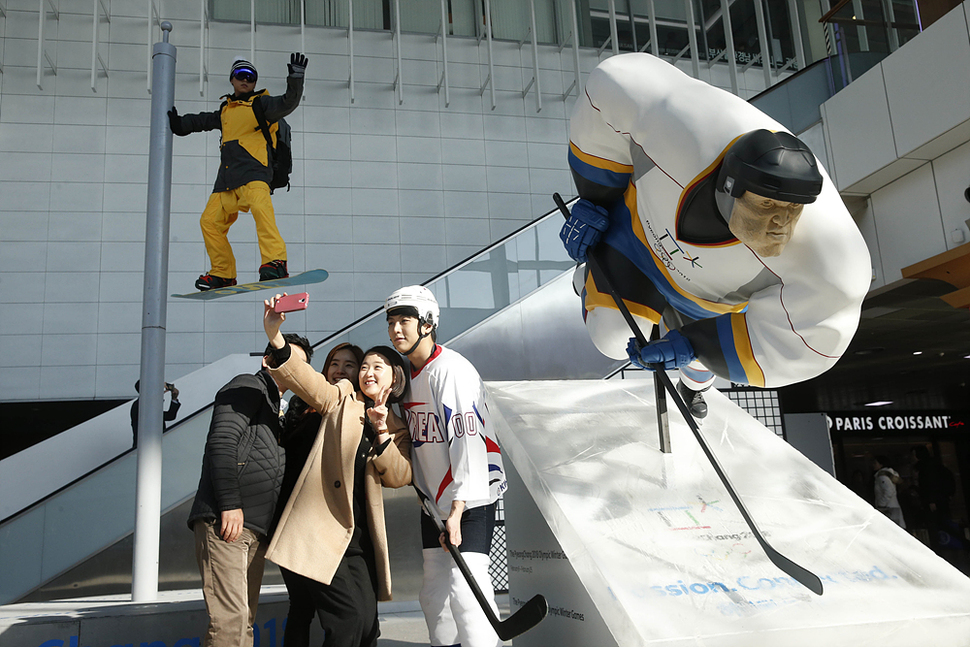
[717,129,823,204]
[385,285,440,329]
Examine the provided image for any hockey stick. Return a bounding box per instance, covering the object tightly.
[415,487,549,640]
[554,192,823,596]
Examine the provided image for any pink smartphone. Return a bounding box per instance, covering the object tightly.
[274,292,309,313]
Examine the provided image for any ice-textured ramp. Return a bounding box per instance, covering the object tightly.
[489,379,970,647]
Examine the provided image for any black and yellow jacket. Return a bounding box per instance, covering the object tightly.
[174,73,303,193]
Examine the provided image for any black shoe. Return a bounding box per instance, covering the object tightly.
[677,381,709,419]
[195,274,237,291]
[259,260,288,281]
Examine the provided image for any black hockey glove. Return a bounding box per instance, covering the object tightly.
[288,52,308,78]
[167,107,189,137]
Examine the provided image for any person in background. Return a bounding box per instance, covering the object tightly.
[911,444,956,551]
[130,380,181,448]
[872,455,906,529]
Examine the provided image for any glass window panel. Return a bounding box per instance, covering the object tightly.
[400,0,443,33]
[306,0,349,28]
[450,0,482,37]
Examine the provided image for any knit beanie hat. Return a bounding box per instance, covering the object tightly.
[230,57,258,82]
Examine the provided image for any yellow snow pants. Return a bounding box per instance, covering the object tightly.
[200,180,286,280]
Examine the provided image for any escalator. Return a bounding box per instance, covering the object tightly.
[0,200,612,605]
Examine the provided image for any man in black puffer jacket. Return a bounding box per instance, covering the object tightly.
[188,333,313,647]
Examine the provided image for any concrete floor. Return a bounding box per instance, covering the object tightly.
[0,589,513,647]
[378,596,513,646]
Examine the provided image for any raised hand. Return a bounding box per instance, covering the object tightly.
[288,52,308,78]
[263,293,288,347]
[366,385,391,432]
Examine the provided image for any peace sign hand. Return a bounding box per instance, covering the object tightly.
[366,385,391,432]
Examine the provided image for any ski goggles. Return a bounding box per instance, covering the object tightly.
[232,70,257,83]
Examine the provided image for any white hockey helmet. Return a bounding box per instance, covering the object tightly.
[385,285,440,329]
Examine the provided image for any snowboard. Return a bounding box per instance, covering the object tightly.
[172,269,329,301]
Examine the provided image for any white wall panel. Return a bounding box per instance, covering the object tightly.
[44,272,102,303]
[870,163,944,282]
[48,212,102,242]
[52,154,107,184]
[442,163,488,191]
[0,123,55,152]
[0,273,47,304]
[0,213,50,241]
[445,216,490,245]
[41,334,99,367]
[94,332,140,367]
[350,134,397,162]
[352,215,404,244]
[486,165,532,193]
[930,140,970,248]
[0,334,43,368]
[398,187,444,216]
[398,136,443,164]
[398,162,442,190]
[0,153,53,181]
[398,215,447,245]
[443,189,489,218]
[823,67,896,190]
[882,5,970,158]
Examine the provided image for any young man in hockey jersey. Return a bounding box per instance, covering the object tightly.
[385,285,507,647]
[560,53,871,417]
[168,54,307,291]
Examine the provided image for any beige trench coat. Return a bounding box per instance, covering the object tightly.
[266,356,412,601]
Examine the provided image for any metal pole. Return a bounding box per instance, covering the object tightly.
[132,19,175,603]
[787,0,806,71]
[753,0,772,88]
[720,0,739,94]
[608,0,619,55]
[685,0,700,79]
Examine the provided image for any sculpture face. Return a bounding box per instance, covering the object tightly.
[729,191,805,257]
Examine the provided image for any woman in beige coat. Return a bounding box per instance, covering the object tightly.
[263,296,412,647]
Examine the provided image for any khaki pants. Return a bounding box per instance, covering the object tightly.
[194,519,268,647]
[200,180,287,279]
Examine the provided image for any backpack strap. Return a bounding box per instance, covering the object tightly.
[251,95,275,161]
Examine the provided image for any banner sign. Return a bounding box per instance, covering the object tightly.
[824,411,970,434]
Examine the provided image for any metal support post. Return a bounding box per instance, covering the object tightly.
[720,0,739,94]
[753,0,772,88]
[685,0,700,79]
[607,0,619,56]
[132,20,175,603]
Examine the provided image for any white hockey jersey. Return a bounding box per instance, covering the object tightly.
[402,345,507,518]
[569,53,871,388]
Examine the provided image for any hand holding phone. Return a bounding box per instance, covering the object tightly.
[274,292,309,313]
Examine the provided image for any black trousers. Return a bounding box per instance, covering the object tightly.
[280,549,380,647]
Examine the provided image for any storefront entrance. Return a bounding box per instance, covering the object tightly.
[828,411,969,575]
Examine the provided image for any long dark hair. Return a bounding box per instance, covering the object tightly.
[322,342,364,389]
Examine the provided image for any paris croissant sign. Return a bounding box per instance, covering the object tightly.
[824,411,970,433]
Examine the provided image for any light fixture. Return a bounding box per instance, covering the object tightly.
[913,351,923,355]
[864,400,893,407]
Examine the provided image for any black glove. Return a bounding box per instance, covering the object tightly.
[167,107,189,137]
[287,52,308,78]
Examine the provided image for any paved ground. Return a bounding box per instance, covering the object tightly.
[378,596,512,646]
